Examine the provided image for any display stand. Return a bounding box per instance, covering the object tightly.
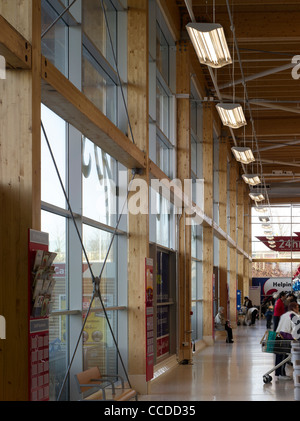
[28,229,56,401]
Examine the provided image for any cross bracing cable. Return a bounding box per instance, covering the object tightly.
[41,0,142,400]
[41,0,135,146]
[42,122,138,400]
[41,0,79,39]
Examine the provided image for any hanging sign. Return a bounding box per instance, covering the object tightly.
[145,258,154,382]
[256,232,300,251]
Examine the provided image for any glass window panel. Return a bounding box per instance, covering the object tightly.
[191,137,197,175]
[82,47,117,124]
[41,105,67,209]
[48,314,68,401]
[191,260,197,300]
[41,211,67,308]
[82,223,118,373]
[41,211,68,401]
[41,0,69,76]
[82,224,117,307]
[156,193,171,248]
[82,0,117,71]
[156,22,169,83]
[82,309,118,374]
[156,81,170,137]
[82,137,117,226]
[156,136,170,176]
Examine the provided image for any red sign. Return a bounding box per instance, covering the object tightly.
[257,232,300,251]
[145,258,154,382]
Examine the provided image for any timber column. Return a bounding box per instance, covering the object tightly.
[176,39,192,362]
[229,158,238,327]
[0,0,41,400]
[127,0,150,394]
[218,138,228,318]
[202,101,214,344]
[237,180,245,293]
[243,190,251,297]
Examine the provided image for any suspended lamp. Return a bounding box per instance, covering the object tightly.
[216,103,247,129]
[269,244,276,249]
[249,192,265,202]
[262,224,272,230]
[259,216,270,223]
[254,206,268,213]
[266,236,274,240]
[268,241,275,245]
[242,174,261,186]
[186,23,232,69]
[232,147,255,165]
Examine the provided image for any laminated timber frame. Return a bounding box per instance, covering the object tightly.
[0,0,252,399]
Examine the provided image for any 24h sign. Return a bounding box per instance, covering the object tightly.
[256,232,300,251]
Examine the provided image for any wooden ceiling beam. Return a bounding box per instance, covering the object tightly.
[41,56,146,170]
[0,15,31,69]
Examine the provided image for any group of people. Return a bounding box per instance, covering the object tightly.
[213,291,300,361]
[268,291,299,381]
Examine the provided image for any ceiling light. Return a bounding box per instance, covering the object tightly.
[262,224,272,230]
[216,103,247,129]
[266,236,274,240]
[186,23,232,69]
[268,241,275,245]
[249,192,265,202]
[254,206,268,213]
[269,244,276,248]
[264,231,273,236]
[242,174,261,186]
[232,147,255,165]
[259,216,270,223]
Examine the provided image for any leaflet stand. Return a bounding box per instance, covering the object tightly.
[28,229,51,401]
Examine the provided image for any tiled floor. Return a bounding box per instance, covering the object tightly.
[140,319,298,401]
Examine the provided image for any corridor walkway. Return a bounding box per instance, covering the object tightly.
[141,319,297,401]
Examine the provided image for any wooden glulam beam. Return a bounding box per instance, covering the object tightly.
[0,15,31,69]
[41,56,146,170]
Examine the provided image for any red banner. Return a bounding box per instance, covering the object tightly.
[256,232,300,251]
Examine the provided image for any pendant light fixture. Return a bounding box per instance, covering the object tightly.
[259,216,270,223]
[249,192,265,202]
[186,23,232,69]
[254,206,268,213]
[232,147,255,165]
[266,236,274,240]
[242,173,261,186]
[216,103,247,129]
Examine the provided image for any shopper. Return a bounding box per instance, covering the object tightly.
[273,291,287,332]
[274,301,300,381]
[244,296,253,309]
[245,306,259,326]
[215,306,234,343]
[265,304,273,329]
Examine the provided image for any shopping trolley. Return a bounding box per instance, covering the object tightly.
[260,330,294,383]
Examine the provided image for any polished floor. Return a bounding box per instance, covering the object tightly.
[140,319,298,401]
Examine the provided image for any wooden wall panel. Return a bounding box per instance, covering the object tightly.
[0,0,41,401]
[176,39,192,362]
[127,0,149,393]
[218,138,228,317]
[202,102,214,341]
